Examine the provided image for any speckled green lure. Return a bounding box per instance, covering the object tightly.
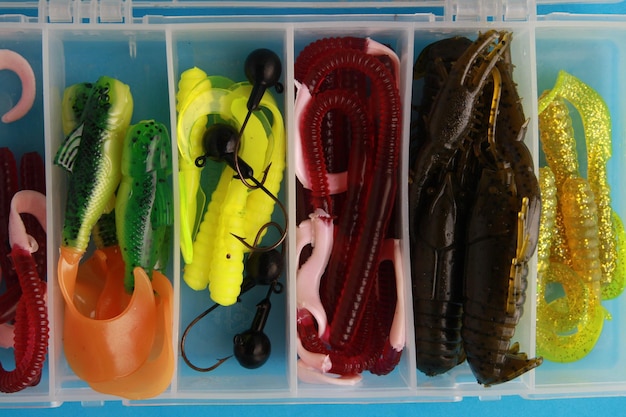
[116,120,172,293]
[55,76,134,253]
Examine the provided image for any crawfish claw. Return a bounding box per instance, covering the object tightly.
[426,30,511,147]
[461,31,511,91]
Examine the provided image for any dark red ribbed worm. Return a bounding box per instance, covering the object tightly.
[301,88,372,323]
[299,90,369,215]
[297,259,399,375]
[297,307,381,375]
[368,259,402,375]
[19,152,46,281]
[301,49,401,350]
[0,246,48,393]
[295,37,368,216]
[295,36,368,82]
[0,148,19,289]
[0,284,20,324]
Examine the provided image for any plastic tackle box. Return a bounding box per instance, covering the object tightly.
[0,0,626,407]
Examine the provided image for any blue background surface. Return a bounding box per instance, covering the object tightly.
[5,2,626,415]
[5,396,626,416]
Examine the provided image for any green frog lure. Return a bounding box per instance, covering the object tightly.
[55,76,133,256]
[116,120,172,293]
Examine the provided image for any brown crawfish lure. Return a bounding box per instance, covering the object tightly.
[410,35,481,376]
[410,31,542,385]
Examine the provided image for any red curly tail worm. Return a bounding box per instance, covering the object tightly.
[297,307,382,375]
[298,268,398,377]
[0,148,19,288]
[0,283,20,324]
[19,152,46,281]
[0,246,48,393]
[301,49,401,349]
[19,152,45,195]
[295,36,371,217]
[299,89,369,214]
[369,254,403,375]
[307,90,371,314]
[295,36,368,82]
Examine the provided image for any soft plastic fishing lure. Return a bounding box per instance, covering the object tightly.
[178,67,285,307]
[560,178,602,287]
[55,78,172,394]
[537,167,557,276]
[536,71,621,361]
[603,213,626,299]
[294,36,405,384]
[0,50,46,393]
[537,96,574,266]
[0,49,36,124]
[176,69,231,264]
[56,81,174,398]
[535,168,604,361]
[116,120,172,293]
[539,70,618,292]
[55,76,133,255]
[0,171,47,393]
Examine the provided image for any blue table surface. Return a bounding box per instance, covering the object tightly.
[4,396,625,416]
[5,1,626,415]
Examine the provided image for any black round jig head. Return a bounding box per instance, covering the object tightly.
[193,48,288,253]
[180,246,285,372]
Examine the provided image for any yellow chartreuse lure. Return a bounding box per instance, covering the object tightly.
[176,68,232,265]
[537,71,624,362]
[177,69,285,306]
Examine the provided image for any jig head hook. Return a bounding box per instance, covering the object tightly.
[194,122,287,252]
[180,240,285,372]
[191,48,286,253]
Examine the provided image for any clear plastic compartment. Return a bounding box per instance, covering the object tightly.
[532,21,626,398]
[0,26,49,407]
[45,25,174,402]
[410,23,540,401]
[0,2,625,407]
[292,23,416,401]
[171,25,292,401]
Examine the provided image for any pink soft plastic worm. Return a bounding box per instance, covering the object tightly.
[294,37,404,382]
[0,190,47,393]
[0,49,36,124]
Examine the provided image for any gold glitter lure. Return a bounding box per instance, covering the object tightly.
[538,70,616,288]
[538,96,576,265]
[536,168,607,362]
[536,70,623,362]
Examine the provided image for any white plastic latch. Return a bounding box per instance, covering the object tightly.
[503,0,531,21]
[46,0,73,23]
[448,0,530,21]
[45,0,129,23]
[99,0,125,23]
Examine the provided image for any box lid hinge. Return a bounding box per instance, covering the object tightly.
[447,0,532,21]
[44,0,131,24]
